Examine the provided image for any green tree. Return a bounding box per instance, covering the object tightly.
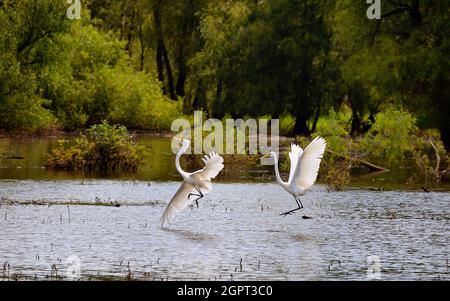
[42,21,182,130]
[192,0,337,135]
[0,0,69,132]
[333,0,450,150]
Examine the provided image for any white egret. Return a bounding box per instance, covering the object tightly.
[160,139,224,227]
[261,136,326,216]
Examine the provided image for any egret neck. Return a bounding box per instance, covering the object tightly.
[175,142,190,180]
[272,152,288,189]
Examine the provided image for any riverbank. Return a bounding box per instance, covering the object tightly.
[1,134,449,191]
[0,128,176,139]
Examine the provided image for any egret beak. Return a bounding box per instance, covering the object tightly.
[260,152,271,159]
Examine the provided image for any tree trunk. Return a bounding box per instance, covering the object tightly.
[350,97,362,137]
[192,80,205,111]
[292,73,312,136]
[348,82,370,136]
[212,80,223,117]
[311,103,321,133]
[433,74,450,152]
[292,114,310,136]
[155,43,165,94]
[361,112,376,134]
[175,0,195,98]
[124,4,135,57]
[409,0,422,27]
[154,2,165,93]
[138,19,144,71]
[350,112,361,136]
[153,0,176,100]
[175,48,187,97]
[439,122,450,153]
[162,45,176,100]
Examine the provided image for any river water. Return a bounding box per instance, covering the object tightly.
[0,180,448,280]
[0,136,448,280]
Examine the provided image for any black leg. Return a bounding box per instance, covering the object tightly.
[296,197,304,209]
[194,187,204,208]
[188,192,200,200]
[188,186,204,208]
[280,196,303,217]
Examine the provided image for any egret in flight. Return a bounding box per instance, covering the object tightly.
[160,139,224,227]
[261,136,326,217]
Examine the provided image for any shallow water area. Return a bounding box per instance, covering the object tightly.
[0,180,448,280]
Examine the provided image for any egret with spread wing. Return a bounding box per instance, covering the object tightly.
[160,139,224,227]
[261,136,326,217]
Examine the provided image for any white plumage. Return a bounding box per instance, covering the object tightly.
[160,183,195,227]
[262,136,326,216]
[293,137,326,191]
[160,139,224,227]
[287,143,303,184]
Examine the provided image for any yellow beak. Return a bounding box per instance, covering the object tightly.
[260,153,271,159]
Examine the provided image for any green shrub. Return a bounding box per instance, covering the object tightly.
[323,158,351,191]
[360,106,418,164]
[309,108,354,190]
[283,135,350,191]
[314,108,349,154]
[44,121,142,173]
[279,113,296,136]
[410,129,449,183]
[42,22,183,131]
[0,95,56,133]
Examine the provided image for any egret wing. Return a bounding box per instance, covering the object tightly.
[287,144,303,184]
[161,152,224,227]
[160,182,196,227]
[197,151,224,179]
[293,136,326,191]
[189,151,224,193]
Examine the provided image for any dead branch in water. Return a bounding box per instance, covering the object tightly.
[428,139,441,181]
[326,149,389,172]
[0,156,25,159]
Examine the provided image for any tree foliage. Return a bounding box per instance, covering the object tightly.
[0,0,448,153]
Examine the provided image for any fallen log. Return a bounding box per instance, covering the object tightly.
[326,149,389,172]
[0,156,25,159]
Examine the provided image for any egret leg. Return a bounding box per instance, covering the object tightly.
[187,187,201,200]
[280,196,303,217]
[187,192,199,200]
[188,186,204,208]
[193,187,204,208]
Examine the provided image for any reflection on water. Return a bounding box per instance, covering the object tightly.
[0,136,179,181]
[2,135,450,191]
[163,228,217,242]
[0,180,448,280]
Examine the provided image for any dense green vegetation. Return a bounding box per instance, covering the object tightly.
[44,121,142,172]
[0,1,448,154]
[309,105,449,187]
[0,0,181,132]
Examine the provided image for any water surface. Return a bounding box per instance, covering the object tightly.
[0,180,448,280]
[1,136,448,280]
